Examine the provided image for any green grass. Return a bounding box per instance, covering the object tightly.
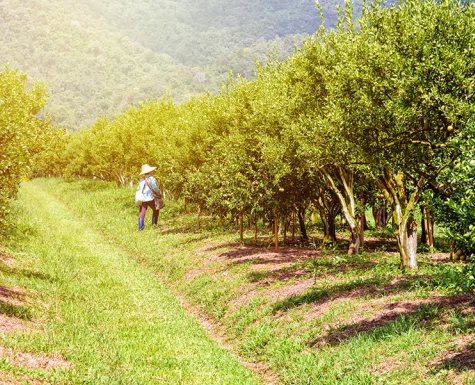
[0,178,261,384]
[1,178,475,385]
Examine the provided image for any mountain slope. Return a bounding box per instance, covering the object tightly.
[77,0,322,65]
[1,0,349,129]
[1,0,198,128]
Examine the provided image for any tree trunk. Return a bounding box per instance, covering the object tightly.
[427,210,434,249]
[421,205,434,250]
[372,205,388,229]
[297,207,308,241]
[314,188,339,245]
[197,204,201,229]
[274,209,279,251]
[321,168,361,255]
[283,220,288,244]
[360,193,368,247]
[345,214,361,255]
[396,220,418,269]
[407,221,418,268]
[239,214,244,243]
[321,215,330,243]
[340,214,347,227]
[348,227,361,255]
[377,168,425,270]
[328,216,336,244]
[359,216,365,249]
[320,214,337,244]
[292,210,296,242]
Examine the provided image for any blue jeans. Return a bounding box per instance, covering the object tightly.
[139,200,159,224]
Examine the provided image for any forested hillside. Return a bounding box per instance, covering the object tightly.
[1,0,193,128]
[79,0,324,65]
[0,0,348,129]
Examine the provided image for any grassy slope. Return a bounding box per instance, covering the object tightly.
[2,178,475,384]
[0,179,260,384]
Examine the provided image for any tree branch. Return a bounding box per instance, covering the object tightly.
[383,139,448,149]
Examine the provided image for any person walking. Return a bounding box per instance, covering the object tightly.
[137,164,162,231]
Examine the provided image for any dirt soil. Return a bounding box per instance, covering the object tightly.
[0,252,71,384]
[187,235,475,384]
[2,237,473,384]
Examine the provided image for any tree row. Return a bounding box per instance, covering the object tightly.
[31,0,475,270]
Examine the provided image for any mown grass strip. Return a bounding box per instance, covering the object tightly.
[0,179,261,385]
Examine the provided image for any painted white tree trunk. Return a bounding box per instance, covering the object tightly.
[396,219,418,270]
[377,169,424,270]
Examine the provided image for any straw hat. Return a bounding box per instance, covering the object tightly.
[139,164,157,175]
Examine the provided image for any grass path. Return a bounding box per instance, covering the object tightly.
[0,179,261,384]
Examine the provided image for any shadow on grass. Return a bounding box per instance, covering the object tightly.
[219,245,314,263]
[0,281,32,320]
[179,235,210,245]
[157,225,200,235]
[0,298,31,320]
[362,237,399,253]
[217,245,389,286]
[309,294,475,348]
[246,268,309,283]
[310,302,428,347]
[0,262,54,282]
[0,285,25,300]
[244,258,384,285]
[0,257,35,321]
[271,275,397,314]
[431,343,475,373]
